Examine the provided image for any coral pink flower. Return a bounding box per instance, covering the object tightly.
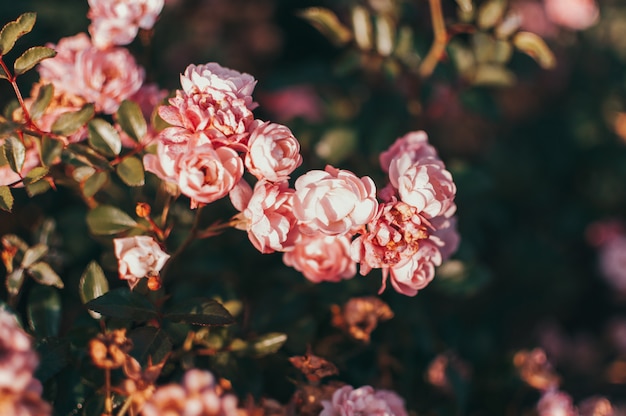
[544,0,599,30]
[379,131,438,174]
[386,240,442,296]
[180,62,257,110]
[143,141,185,185]
[260,85,323,122]
[283,233,356,283]
[39,33,144,114]
[142,369,240,416]
[536,390,577,416]
[177,144,243,206]
[88,0,165,48]
[389,156,456,219]
[293,165,378,236]
[113,236,170,289]
[241,180,299,253]
[245,121,302,182]
[320,385,408,416]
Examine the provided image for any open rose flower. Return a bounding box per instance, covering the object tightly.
[379,131,438,174]
[88,0,165,48]
[293,165,378,236]
[386,240,442,296]
[283,233,356,283]
[245,121,302,182]
[320,385,408,416]
[113,236,170,289]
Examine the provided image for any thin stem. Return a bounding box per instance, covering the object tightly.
[160,205,205,282]
[116,395,133,416]
[104,368,112,415]
[0,57,40,133]
[419,0,448,78]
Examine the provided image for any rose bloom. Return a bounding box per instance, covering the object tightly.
[143,140,185,185]
[385,239,442,296]
[544,0,599,31]
[293,165,378,236]
[241,180,299,254]
[245,121,302,182]
[38,33,144,114]
[283,233,356,283]
[113,236,170,289]
[142,369,240,416]
[177,144,243,207]
[320,385,408,416]
[379,131,438,174]
[429,215,460,262]
[88,0,165,48]
[536,390,577,416]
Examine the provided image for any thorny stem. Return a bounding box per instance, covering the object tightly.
[419,0,447,78]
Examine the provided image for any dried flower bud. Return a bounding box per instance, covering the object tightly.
[147,273,162,291]
[89,329,133,369]
[331,296,394,343]
[425,352,471,394]
[289,351,338,382]
[136,202,152,218]
[513,348,560,391]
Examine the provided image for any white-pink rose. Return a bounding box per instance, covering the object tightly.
[320,385,408,416]
[88,0,165,48]
[283,233,356,283]
[113,236,170,289]
[245,121,302,182]
[177,144,243,206]
[386,240,442,296]
[293,165,378,236]
[379,131,438,173]
[242,180,299,254]
[544,0,599,30]
[143,140,184,185]
[0,309,39,393]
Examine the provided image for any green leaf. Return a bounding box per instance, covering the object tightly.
[4,136,25,173]
[82,171,108,198]
[163,298,235,326]
[29,84,53,120]
[297,8,352,47]
[128,327,172,365]
[116,100,147,142]
[248,332,287,357]
[27,285,61,338]
[116,156,144,187]
[21,243,48,268]
[6,268,25,295]
[513,31,556,70]
[88,118,121,157]
[86,205,137,235]
[85,288,158,321]
[28,262,64,288]
[40,135,63,166]
[51,103,95,136]
[0,12,36,56]
[65,143,111,171]
[25,178,51,197]
[35,338,70,382]
[23,166,48,185]
[79,261,109,319]
[477,0,506,30]
[14,46,56,75]
[0,185,13,211]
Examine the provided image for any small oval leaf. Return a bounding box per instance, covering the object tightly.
[23,166,49,185]
[249,333,288,357]
[79,261,109,319]
[0,12,36,56]
[85,288,158,321]
[88,118,122,156]
[27,285,61,338]
[86,205,138,235]
[21,243,48,268]
[40,135,63,166]
[117,100,147,142]
[116,156,144,187]
[477,0,506,30]
[0,185,13,211]
[28,262,64,288]
[164,298,235,326]
[4,136,25,173]
[14,46,56,75]
[82,171,108,198]
[513,31,556,69]
[51,103,95,136]
[6,268,25,295]
[28,84,53,121]
[25,179,51,197]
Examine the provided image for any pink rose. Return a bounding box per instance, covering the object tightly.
[379,131,438,173]
[430,215,461,262]
[88,0,165,48]
[113,236,170,289]
[180,62,257,110]
[386,240,442,296]
[544,0,599,30]
[320,385,408,416]
[242,180,299,253]
[177,144,243,206]
[39,34,144,114]
[283,233,356,283]
[389,156,456,219]
[245,121,302,182]
[293,165,378,236]
[143,141,185,185]
[536,390,577,416]
[0,309,39,394]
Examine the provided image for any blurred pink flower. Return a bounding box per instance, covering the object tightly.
[429,215,460,262]
[177,144,243,206]
[245,121,302,182]
[293,165,378,236]
[598,235,626,293]
[512,1,558,38]
[88,0,165,48]
[260,85,323,122]
[586,220,624,247]
[578,396,614,416]
[0,140,40,187]
[143,140,184,185]
[142,369,240,416]
[38,33,144,114]
[283,233,356,283]
[241,180,299,253]
[379,131,438,174]
[537,390,577,416]
[544,0,599,30]
[320,385,408,416]
[113,236,170,289]
[117,84,168,148]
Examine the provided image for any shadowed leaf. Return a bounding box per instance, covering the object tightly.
[116,156,144,187]
[86,205,137,235]
[85,288,158,321]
